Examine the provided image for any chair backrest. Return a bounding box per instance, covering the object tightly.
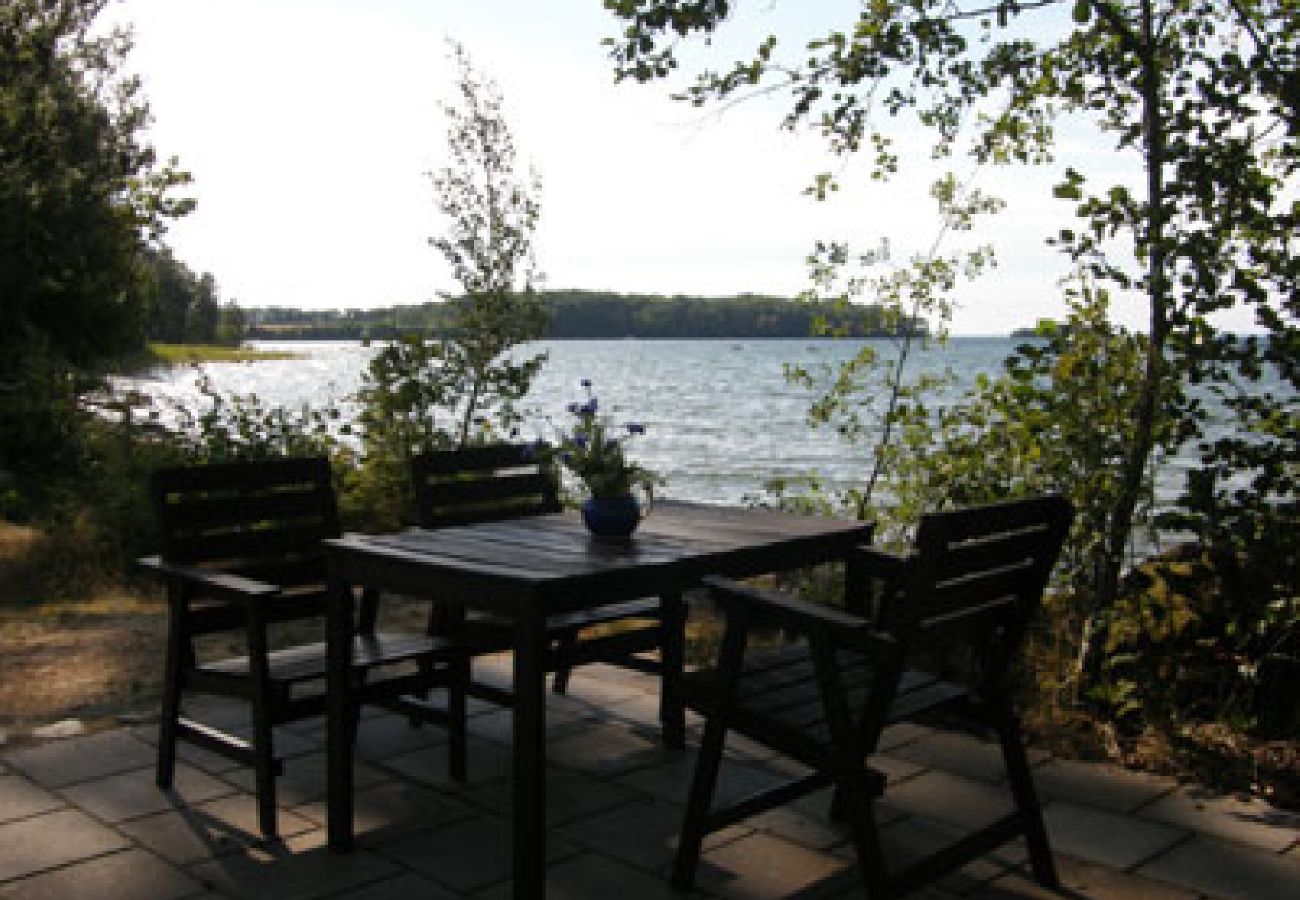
[886,494,1073,648]
[411,444,561,529]
[150,456,339,590]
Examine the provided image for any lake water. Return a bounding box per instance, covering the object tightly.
[119,337,1194,508]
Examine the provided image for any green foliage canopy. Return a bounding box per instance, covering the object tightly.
[0,0,192,374]
[1,0,191,498]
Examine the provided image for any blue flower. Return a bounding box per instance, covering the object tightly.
[626,422,645,435]
[605,438,619,450]
[574,435,589,449]
[567,402,580,415]
[580,378,592,388]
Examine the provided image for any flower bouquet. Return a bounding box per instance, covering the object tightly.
[552,379,657,536]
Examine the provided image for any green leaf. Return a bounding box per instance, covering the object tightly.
[1072,0,1092,24]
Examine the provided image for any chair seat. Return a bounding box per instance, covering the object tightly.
[682,641,968,768]
[201,631,462,685]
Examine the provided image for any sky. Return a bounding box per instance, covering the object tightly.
[108,0,1144,335]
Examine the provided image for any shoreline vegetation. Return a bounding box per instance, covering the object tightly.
[146,343,301,364]
[243,290,928,341]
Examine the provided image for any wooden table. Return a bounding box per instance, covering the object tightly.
[324,501,872,899]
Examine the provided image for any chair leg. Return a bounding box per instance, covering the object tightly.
[155,593,186,790]
[551,630,578,694]
[659,593,687,750]
[447,658,469,781]
[995,702,1058,889]
[809,631,891,899]
[246,614,279,839]
[672,603,751,892]
[671,705,727,892]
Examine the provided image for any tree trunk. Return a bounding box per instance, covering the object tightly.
[1097,0,1168,616]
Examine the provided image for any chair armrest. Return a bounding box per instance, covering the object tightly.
[702,576,895,651]
[137,555,281,605]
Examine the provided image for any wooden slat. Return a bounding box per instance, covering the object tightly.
[918,494,1065,546]
[168,524,333,565]
[162,487,330,532]
[426,470,555,508]
[413,444,543,475]
[153,457,331,493]
[422,501,557,530]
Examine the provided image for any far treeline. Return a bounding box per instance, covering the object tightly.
[244,291,923,340]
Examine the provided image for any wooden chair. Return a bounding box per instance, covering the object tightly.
[410,444,670,701]
[139,457,469,838]
[672,494,1073,898]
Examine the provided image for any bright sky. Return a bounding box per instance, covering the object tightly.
[109,0,1143,335]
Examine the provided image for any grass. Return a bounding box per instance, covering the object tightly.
[147,342,301,364]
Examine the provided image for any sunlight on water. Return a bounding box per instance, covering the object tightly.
[118,337,1213,508]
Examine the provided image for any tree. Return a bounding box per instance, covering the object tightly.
[355,43,547,525]
[1,0,191,488]
[141,248,247,345]
[605,0,1298,614]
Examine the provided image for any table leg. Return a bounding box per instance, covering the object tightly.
[660,591,686,750]
[513,606,547,899]
[326,574,356,853]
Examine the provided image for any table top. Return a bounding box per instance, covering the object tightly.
[325,501,872,614]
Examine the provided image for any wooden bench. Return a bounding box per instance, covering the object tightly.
[672,494,1073,897]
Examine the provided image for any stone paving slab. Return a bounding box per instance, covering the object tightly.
[326,872,461,900]
[888,729,1045,784]
[0,776,63,824]
[0,848,202,900]
[381,737,512,790]
[695,829,855,898]
[1031,756,1178,814]
[1139,833,1300,900]
[293,780,475,845]
[546,721,664,777]
[185,829,399,900]
[379,812,580,895]
[116,795,318,865]
[2,730,153,788]
[1,664,1298,899]
[474,853,699,900]
[614,745,790,808]
[557,797,749,874]
[0,808,129,882]
[863,815,1027,896]
[1137,783,1300,853]
[59,762,234,824]
[1042,800,1189,870]
[462,766,642,827]
[972,853,1200,898]
[878,769,1016,831]
[221,749,389,808]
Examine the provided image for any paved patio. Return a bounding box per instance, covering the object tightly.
[2,657,1298,899]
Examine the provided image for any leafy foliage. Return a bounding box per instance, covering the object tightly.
[778,174,1003,519]
[353,44,548,526]
[1,0,191,509]
[549,380,657,499]
[142,247,246,346]
[606,0,1299,746]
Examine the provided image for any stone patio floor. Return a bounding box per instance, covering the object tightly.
[2,657,1298,899]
